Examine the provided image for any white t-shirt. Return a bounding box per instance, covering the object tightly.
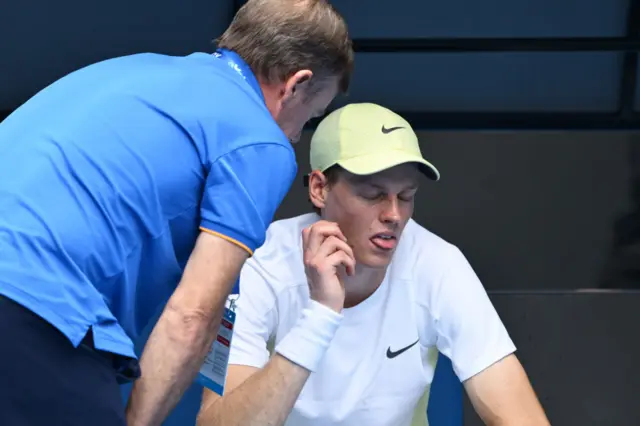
[229,213,515,426]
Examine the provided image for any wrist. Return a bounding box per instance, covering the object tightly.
[275,300,343,372]
[309,292,344,314]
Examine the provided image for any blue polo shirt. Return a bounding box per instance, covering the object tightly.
[0,50,297,358]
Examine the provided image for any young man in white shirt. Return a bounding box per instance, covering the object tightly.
[196,103,550,426]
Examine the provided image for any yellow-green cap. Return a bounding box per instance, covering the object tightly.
[309,103,440,180]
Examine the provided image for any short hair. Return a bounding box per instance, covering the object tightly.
[306,164,344,215]
[216,0,354,93]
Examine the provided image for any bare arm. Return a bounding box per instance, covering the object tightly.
[197,355,311,426]
[197,221,355,426]
[464,354,550,426]
[125,231,249,426]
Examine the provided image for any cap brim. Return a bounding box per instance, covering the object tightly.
[336,151,440,181]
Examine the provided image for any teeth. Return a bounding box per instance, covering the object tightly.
[379,235,391,239]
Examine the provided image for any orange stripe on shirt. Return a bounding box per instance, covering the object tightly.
[199,227,253,256]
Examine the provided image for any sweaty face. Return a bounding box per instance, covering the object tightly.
[321,164,420,269]
[276,78,339,143]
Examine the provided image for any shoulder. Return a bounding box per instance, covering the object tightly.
[105,52,292,157]
[394,219,480,316]
[254,212,318,265]
[395,221,496,347]
[264,213,319,245]
[242,213,319,292]
[173,54,291,154]
[394,219,468,283]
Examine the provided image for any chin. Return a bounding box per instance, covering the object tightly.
[358,251,394,269]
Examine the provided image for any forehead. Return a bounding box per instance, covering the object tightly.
[343,163,421,187]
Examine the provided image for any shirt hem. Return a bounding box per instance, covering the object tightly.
[0,285,136,359]
[199,220,258,255]
[457,342,517,382]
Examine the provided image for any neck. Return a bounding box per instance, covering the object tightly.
[342,264,388,308]
[258,78,281,119]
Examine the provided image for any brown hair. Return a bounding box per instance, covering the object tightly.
[216,0,354,93]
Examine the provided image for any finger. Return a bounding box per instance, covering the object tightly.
[301,226,310,251]
[316,235,355,262]
[326,250,356,279]
[306,222,347,253]
[313,221,347,242]
[318,220,347,241]
[312,236,356,277]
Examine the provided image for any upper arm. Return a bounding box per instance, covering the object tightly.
[178,142,295,310]
[226,259,278,368]
[464,354,549,425]
[429,247,516,381]
[199,143,297,258]
[171,143,296,315]
[427,247,547,424]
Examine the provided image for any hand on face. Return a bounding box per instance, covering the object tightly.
[302,220,356,313]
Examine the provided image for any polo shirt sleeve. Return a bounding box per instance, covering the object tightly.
[430,246,516,382]
[199,143,297,256]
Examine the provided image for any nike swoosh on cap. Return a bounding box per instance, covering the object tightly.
[381,125,404,134]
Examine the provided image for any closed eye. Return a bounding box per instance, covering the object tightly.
[399,189,418,202]
[360,191,384,201]
[359,191,416,202]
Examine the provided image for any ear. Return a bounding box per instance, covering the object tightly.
[281,69,313,104]
[308,170,329,210]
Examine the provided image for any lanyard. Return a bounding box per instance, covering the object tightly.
[197,297,238,395]
[212,49,264,102]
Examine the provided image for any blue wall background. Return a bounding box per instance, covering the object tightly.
[1,0,636,113]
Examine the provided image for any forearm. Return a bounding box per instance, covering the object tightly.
[125,232,248,425]
[126,300,223,426]
[484,415,550,426]
[198,299,343,426]
[198,354,310,426]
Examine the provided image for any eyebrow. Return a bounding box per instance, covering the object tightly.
[358,181,419,191]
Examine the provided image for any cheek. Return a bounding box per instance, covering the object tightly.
[298,107,314,127]
[285,99,309,118]
[401,202,415,222]
[339,218,371,254]
[325,199,377,245]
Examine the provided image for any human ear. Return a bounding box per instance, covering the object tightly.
[281,69,313,104]
[308,169,328,210]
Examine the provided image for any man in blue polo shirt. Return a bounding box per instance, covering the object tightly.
[0,1,353,425]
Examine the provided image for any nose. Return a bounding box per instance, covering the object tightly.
[380,197,402,225]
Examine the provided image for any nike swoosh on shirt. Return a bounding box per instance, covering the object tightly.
[386,339,420,359]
